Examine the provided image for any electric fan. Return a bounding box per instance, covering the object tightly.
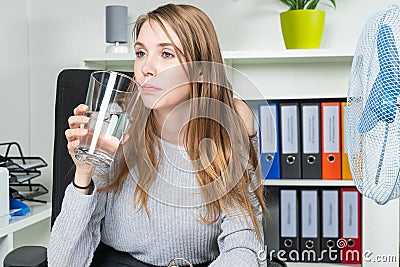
[346,5,400,205]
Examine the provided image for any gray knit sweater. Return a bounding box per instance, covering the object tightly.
[48,136,265,267]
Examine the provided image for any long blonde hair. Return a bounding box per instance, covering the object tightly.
[101,4,266,238]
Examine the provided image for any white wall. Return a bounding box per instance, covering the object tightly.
[2,0,399,248]
[27,0,399,192]
[0,1,30,151]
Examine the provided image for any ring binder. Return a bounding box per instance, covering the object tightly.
[321,188,340,263]
[321,102,341,180]
[300,103,321,179]
[340,187,362,264]
[300,189,320,262]
[279,103,301,179]
[258,103,281,179]
[264,186,280,251]
[279,188,299,262]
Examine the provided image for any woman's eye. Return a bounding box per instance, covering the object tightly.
[162,51,174,58]
[135,51,146,57]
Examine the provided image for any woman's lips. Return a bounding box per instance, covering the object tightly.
[141,84,161,93]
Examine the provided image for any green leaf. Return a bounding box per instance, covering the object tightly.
[278,0,336,10]
[297,0,304,10]
[289,0,298,10]
[305,0,320,9]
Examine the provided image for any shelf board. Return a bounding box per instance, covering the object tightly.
[223,49,354,64]
[263,179,355,187]
[83,53,135,70]
[0,202,51,238]
[82,49,354,69]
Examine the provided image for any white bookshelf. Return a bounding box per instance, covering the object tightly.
[0,202,51,263]
[222,49,354,64]
[81,50,399,267]
[82,49,354,68]
[0,202,51,238]
[82,53,135,71]
[83,49,353,100]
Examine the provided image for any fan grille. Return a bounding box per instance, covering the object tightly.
[347,5,400,204]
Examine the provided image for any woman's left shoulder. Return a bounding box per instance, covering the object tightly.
[233,98,255,136]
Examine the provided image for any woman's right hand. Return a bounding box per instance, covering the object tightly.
[65,104,94,187]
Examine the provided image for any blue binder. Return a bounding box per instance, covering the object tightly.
[258,103,280,179]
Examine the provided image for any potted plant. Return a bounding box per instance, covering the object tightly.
[278,0,336,49]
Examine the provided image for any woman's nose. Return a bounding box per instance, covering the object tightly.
[141,55,157,77]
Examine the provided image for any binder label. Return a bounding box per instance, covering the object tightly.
[343,191,359,238]
[302,105,319,154]
[281,190,297,237]
[323,106,339,153]
[281,106,298,154]
[260,105,277,153]
[301,190,318,238]
[322,190,339,238]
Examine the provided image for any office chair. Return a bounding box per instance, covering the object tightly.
[3,69,135,267]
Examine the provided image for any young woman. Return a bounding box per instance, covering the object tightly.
[49,4,266,267]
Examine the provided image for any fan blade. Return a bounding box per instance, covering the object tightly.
[358,76,381,133]
[377,24,400,72]
[376,24,400,123]
[358,24,400,133]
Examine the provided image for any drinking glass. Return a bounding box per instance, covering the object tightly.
[75,70,141,168]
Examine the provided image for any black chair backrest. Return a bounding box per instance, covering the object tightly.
[52,69,133,226]
[52,69,94,226]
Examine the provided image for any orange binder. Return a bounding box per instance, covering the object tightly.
[341,102,352,180]
[321,102,341,180]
